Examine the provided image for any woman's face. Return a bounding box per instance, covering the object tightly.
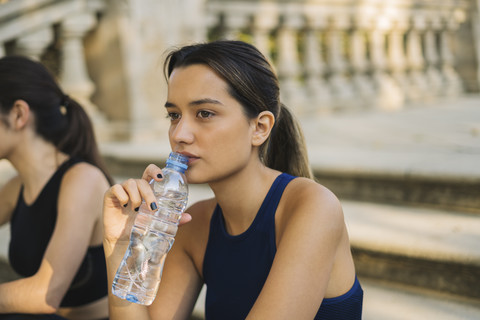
[165,64,257,184]
[0,110,16,160]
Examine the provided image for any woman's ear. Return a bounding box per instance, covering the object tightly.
[11,100,31,130]
[251,111,275,147]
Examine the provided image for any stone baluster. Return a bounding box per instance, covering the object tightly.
[424,16,444,97]
[59,11,108,140]
[303,12,331,113]
[388,19,412,101]
[252,6,278,63]
[205,9,222,35]
[276,13,305,114]
[326,15,355,110]
[14,27,53,61]
[369,17,404,110]
[222,10,249,40]
[406,14,429,100]
[350,17,376,109]
[439,15,463,96]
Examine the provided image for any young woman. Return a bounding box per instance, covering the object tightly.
[0,56,111,320]
[103,40,363,319]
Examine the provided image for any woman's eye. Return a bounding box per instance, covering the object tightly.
[167,112,181,121]
[197,110,213,119]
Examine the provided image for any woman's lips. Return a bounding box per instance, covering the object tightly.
[187,157,199,165]
[178,152,199,165]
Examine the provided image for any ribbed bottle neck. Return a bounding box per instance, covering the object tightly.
[166,152,188,173]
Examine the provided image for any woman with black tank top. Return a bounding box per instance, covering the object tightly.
[103,40,363,319]
[0,56,112,320]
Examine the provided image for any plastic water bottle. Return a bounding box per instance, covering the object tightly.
[112,152,189,305]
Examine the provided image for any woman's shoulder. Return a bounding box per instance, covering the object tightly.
[185,197,217,228]
[278,176,344,231]
[58,161,110,205]
[286,177,340,206]
[61,161,109,187]
[177,197,217,241]
[176,197,216,264]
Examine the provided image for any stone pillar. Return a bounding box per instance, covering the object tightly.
[59,11,108,140]
[59,12,96,114]
[304,12,331,114]
[276,13,305,114]
[474,0,480,90]
[252,5,278,64]
[14,27,53,60]
[370,18,404,110]
[178,0,207,42]
[223,10,249,40]
[388,19,412,101]
[326,15,355,110]
[424,17,444,96]
[406,14,429,100]
[440,16,464,96]
[350,17,376,109]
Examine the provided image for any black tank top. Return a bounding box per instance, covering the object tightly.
[203,173,363,319]
[8,158,108,307]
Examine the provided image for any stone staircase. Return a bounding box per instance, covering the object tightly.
[100,96,480,319]
[1,96,479,319]
[301,96,480,319]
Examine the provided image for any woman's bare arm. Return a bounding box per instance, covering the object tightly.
[0,175,21,226]
[247,178,355,319]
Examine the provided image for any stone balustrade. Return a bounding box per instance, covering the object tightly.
[0,0,108,136]
[0,0,477,143]
[206,0,472,115]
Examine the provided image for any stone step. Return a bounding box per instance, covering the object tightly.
[300,97,480,214]
[358,277,480,320]
[103,148,480,214]
[185,185,480,299]
[313,169,480,214]
[190,277,480,320]
[342,200,480,299]
[101,143,480,214]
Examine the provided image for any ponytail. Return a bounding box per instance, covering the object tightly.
[264,104,313,179]
[57,96,114,185]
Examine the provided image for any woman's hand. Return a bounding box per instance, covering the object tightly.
[102,164,192,246]
[102,164,192,320]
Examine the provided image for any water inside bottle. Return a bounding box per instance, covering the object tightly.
[112,190,188,305]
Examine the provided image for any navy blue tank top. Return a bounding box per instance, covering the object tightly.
[8,158,108,307]
[203,173,363,319]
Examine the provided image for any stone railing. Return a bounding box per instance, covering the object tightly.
[206,0,473,115]
[0,0,107,135]
[1,0,477,143]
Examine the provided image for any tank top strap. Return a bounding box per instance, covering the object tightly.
[56,157,82,176]
[17,157,83,208]
[258,172,296,223]
[207,173,297,242]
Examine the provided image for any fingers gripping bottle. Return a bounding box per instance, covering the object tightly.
[112,152,189,305]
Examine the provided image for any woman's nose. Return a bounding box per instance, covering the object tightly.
[170,117,194,144]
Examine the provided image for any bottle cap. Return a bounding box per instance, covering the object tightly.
[166,152,188,172]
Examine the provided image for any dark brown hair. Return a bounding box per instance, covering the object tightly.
[164,40,313,179]
[0,55,113,184]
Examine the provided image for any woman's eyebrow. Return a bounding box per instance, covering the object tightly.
[165,101,176,108]
[165,98,224,109]
[190,98,223,106]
